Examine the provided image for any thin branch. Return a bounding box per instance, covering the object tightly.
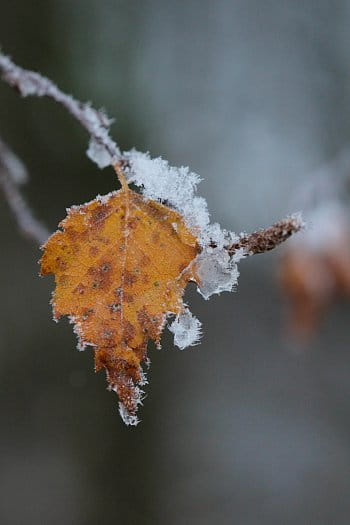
[0,137,50,245]
[0,52,303,254]
[227,214,304,256]
[0,52,121,167]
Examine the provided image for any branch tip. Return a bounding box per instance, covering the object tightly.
[227,213,304,256]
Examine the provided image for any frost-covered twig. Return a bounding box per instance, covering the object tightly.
[0,52,303,253]
[0,137,50,245]
[0,52,120,168]
[227,214,304,256]
[0,52,302,268]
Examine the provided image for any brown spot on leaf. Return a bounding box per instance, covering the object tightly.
[108,303,121,312]
[55,256,68,271]
[127,218,139,230]
[139,251,151,267]
[124,270,137,286]
[90,205,112,228]
[89,246,99,257]
[124,293,134,303]
[102,328,116,341]
[73,283,86,295]
[82,308,94,321]
[87,263,112,291]
[123,320,136,344]
[137,307,163,340]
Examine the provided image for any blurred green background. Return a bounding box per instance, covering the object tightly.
[1,1,350,523]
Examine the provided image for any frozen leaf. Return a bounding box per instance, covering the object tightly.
[40,170,200,424]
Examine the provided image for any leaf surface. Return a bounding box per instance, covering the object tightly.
[40,175,200,424]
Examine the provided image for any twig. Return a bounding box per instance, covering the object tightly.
[0,52,120,167]
[0,52,303,254]
[227,214,304,256]
[0,137,50,245]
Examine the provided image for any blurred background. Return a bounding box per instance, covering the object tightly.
[1,1,350,523]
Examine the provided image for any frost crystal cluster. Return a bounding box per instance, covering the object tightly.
[124,150,210,236]
[169,309,202,350]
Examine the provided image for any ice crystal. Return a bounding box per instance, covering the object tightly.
[196,246,245,300]
[168,309,202,349]
[87,137,113,168]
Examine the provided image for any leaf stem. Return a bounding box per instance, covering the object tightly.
[114,163,129,191]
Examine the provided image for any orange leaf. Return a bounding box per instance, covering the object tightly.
[40,170,200,424]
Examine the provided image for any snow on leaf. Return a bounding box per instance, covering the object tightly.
[123,150,210,239]
[40,169,200,424]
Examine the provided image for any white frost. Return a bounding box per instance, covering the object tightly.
[113,382,145,427]
[87,137,113,169]
[196,246,245,300]
[168,309,202,350]
[124,150,210,239]
[118,403,140,426]
[95,190,118,204]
